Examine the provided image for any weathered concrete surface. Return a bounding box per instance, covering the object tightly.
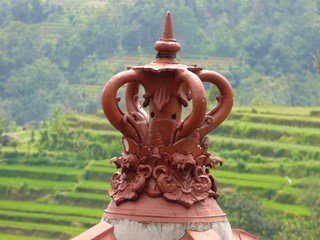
[108,219,233,240]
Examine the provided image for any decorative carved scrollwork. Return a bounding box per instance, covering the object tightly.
[103,11,233,208]
[109,136,221,207]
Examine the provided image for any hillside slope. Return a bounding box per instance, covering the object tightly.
[0,106,319,239]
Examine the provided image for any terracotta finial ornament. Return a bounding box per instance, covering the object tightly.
[72,11,261,240]
[154,11,181,55]
[102,11,233,209]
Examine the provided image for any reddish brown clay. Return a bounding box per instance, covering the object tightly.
[232,229,260,240]
[182,229,222,240]
[72,11,261,240]
[103,192,227,223]
[102,11,233,209]
[72,221,115,240]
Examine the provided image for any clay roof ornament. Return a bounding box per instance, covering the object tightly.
[102,11,233,208]
[73,11,259,240]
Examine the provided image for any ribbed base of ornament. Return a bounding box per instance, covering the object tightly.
[104,218,233,240]
[101,193,233,240]
[104,193,227,223]
[96,192,238,239]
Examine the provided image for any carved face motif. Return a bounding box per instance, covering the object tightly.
[148,95,181,145]
[145,76,187,147]
[110,152,140,172]
[171,152,196,171]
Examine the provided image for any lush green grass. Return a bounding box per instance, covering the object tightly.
[1,106,319,238]
[215,120,320,145]
[87,165,116,173]
[0,165,80,175]
[77,180,111,190]
[67,114,115,131]
[0,165,82,183]
[0,234,51,240]
[0,209,97,226]
[64,191,111,202]
[214,170,287,191]
[0,200,102,218]
[262,199,310,216]
[214,170,287,184]
[0,219,85,237]
[209,135,320,160]
[83,128,122,137]
[91,160,108,166]
[56,191,110,209]
[0,177,75,190]
[12,131,33,140]
[293,176,320,189]
[211,135,320,153]
[229,112,320,128]
[233,106,320,116]
[218,178,283,190]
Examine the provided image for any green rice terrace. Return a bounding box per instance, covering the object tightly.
[0,106,320,239]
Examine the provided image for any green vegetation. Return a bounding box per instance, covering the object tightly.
[0,0,319,239]
[1,106,319,239]
[0,0,320,126]
[0,234,49,240]
[0,219,85,239]
[0,200,101,218]
[261,199,310,216]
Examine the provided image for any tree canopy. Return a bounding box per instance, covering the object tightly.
[0,0,319,125]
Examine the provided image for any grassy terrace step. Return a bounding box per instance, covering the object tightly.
[0,209,96,228]
[88,164,117,171]
[0,165,80,181]
[213,170,289,194]
[214,120,320,146]
[0,177,75,190]
[84,165,115,181]
[0,200,102,218]
[83,129,122,142]
[65,191,110,201]
[246,161,320,176]
[209,136,320,160]
[77,180,110,189]
[0,219,84,239]
[76,180,110,194]
[67,114,114,131]
[56,191,110,208]
[262,199,310,216]
[214,170,287,185]
[91,160,109,166]
[293,176,320,189]
[0,233,50,240]
[233,106,320,116]
[229,112,320,128]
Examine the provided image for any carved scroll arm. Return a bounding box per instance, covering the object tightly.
[102,69,148,143]
[195,70,233,140]
[172,69,207,142]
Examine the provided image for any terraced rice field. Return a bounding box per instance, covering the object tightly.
[0,106,319,238]
[0,160,108,239]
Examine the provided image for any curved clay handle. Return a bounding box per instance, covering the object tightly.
[174,69,207,141]
[125,82,148,121]
[102,69,147,143]
[195,70,233,139]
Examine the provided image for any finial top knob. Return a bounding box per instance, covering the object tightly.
[154,11,181,56]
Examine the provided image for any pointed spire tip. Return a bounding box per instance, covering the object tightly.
[163,11,174,39]
[154,11,181,55]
